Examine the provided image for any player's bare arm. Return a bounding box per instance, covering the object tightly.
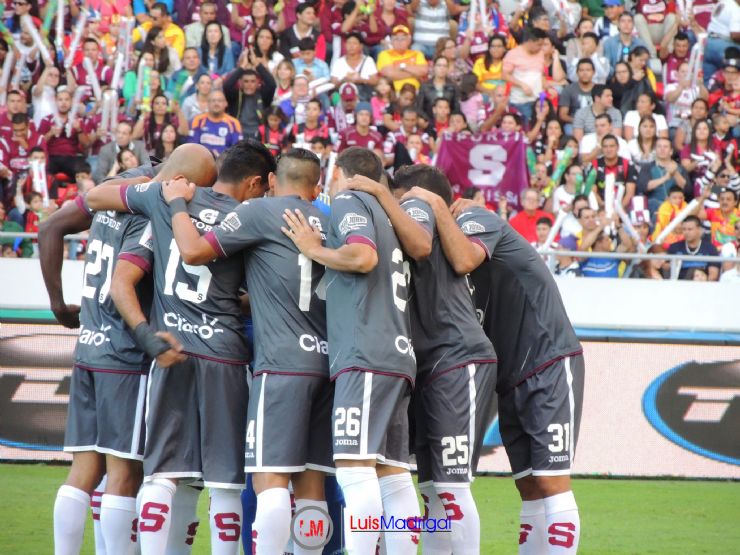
[86,185,129,212]
[163,178,218,265]
[346,175,432,261]
[38,201,93,328]
[110,260,187,368]
[403,186,487,275]
[282,208,378,273]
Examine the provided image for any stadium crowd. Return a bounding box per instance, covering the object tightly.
[0,0,739,281]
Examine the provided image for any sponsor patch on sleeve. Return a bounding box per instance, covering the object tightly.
[461,221,485,235]
[339,212,368,235]
[220,211,242,232]
[404,206,430,222]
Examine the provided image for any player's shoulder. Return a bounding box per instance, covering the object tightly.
[400,197,433,221]
[456,205,500,233]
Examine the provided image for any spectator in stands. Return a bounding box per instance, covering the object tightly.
[580,114,630,164]
[0,91,35,138]
[31,67,61,129]
[509,187,555,242]
[0,203,32,258]
[153,122,185,161]
[633,0,676,59]
[338,102,384,158]
[251,26,284,74]
[37,88,89,179]
[699,187,740,247]
[328,83,361,134]
[552,163,599,216]
[594,0,623,40]
[223,50,276,138]
[630,244,669,279]
[664,63,709,133]
[201,21,235,76]
[294,38,330,81]
[181,74,212,123]
[719,220,740,278]
[383,106,431,168]
[417,56,459,119]
[627,115,658,171]
[667,215,721,280]
[624,93,668,141]
[502,26,547,124]
[638,137,689,217]
[623,47,659,110]
[143,25,182,79]
[67,38,112,104]
[279,3,326,62]
[377,25,428,94]
[652,185,688,246]
[330,32,379,101]
[702,0,740,85]
[680,119,713,196]
[568,33,610,85]
[93,121,148,184]
[0,113,46,178]
[673,98,710,152]
[188,90,242,157]
[184,1,231,49]
[133,2,186,58]
[559,58,596,134]
[471,34,506,93]
[663,32,691,85]
[603,13,648,76]
[167,47,208,100]
[410,0,453,59]
[106,148,142,178]
[554,235,583,276]
[573,84,623,141]
[590,133,639,209]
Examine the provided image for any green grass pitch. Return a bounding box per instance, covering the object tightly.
[1,464,738,554]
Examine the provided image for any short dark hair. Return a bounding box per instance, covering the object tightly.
[219,138,277,184]
[573,194,589,206]
[719,187,738,200]
[601,133,618,146]
[297,37,316,51]
[29,146,45,156]
[433,97,451,108]
[401,106,418,118]
[336,147,383,181]
[276,148,321,188]
[461,186,481,200]
[577,58,595,71]
[393,164,453,206]
[618,11,633,21]
[595,113,612,124]
[75,160,92,175]
[296,2,314,15]
[536,216,553,227]
[683,215,701,227]
[151,2,169,14]
[522,26,547,43]
[668,185,684,195]
[674,31,690,43]
[83,37,100,47]
[581,32,598,42]
[310,136,332,148]
[592,84,612,101]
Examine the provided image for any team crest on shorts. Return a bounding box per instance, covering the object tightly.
[339,213,368,235]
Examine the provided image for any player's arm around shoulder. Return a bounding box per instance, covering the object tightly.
[282,194,378,274]
[347,175,432,261]
[164,178,219,265]
[413,192,488,275]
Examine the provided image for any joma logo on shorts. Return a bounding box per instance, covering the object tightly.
[335,439,358,446]
[549,454,570,463]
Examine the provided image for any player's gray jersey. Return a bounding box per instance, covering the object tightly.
[206,196,329,377]
[401,199,497,375]
[122,183,250,364]
[457,206,582,393]
[74,196,153,373]
[325,191,416,382]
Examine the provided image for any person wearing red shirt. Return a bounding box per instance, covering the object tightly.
[0,90,37,141]
[337,102,384,158]
[661,31,690,79]
[509,187,555,242]
[68,38,112,103]
[0,113,46,178]
[634,0,676,59]
[37,87,89,178]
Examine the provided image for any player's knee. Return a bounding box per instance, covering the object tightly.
[66,452,106,493]
[534,475,572,498]
[252,473,291,494]
[514,475,541,500]
[292,469,325,500]
[105,460,143,496]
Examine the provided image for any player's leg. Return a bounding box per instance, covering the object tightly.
[96,372,147,554]
[198,359,249,555]
[499,387,548,555]
[165,482,203,555]
[376,383,420,555]
[529,355,585,554]
[139,359,200,554]
[56,366,105,555]
[418,364,496,555]
[251,472,292,554]
[291,470,330,555]
[332,371,393,555]
[91,476,107,555]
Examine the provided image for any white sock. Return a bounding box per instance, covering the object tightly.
[545,491,580,554]
[54,485,90,555]
[92,479,107,555]
[519,499,547,555]
[252,487,291,555]
[335,466,383,555]
[100,494,137,555]
[292,499,330,555]
[209,488,243,555]
[435,485,479,555]
[138,479,176,554]
[166,484,202,555]
[418,481,451,555]
[378,473,420,555]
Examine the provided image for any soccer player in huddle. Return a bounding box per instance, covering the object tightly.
[39,145,218,555]
[408,185,586,554]
[86,139,276,555]
[158,148,334,554]
[282,147,430,554]
[348,165,498,554]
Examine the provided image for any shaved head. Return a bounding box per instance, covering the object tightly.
[156,144,218,186]
[276,148,321,190]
